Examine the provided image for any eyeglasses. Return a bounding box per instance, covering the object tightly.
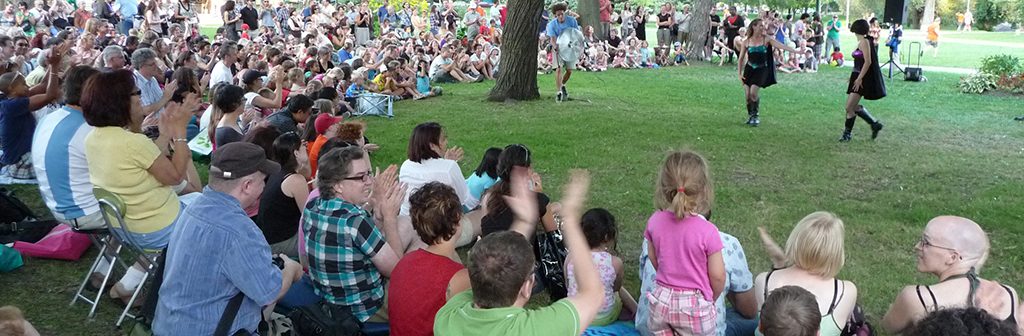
[921,237,958,253]
[342,172,372,182]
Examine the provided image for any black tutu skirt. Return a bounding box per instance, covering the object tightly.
[847,70,887,100]
[743,65,777,88]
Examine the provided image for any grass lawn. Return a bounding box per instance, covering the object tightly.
[2,63,1023,335]
[839,33,1024,70]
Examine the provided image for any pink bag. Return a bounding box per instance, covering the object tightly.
[12,224,92,261]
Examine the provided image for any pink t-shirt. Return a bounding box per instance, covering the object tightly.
[644,210,723,302]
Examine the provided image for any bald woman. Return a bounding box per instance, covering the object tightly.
[882,216,1022,334]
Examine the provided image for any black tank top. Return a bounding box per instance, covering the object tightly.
[257,170,302,244]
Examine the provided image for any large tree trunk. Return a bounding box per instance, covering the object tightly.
[488,0,542,102]
[919,0,936,28]
[578,0,606,40]
[685,0,714,59]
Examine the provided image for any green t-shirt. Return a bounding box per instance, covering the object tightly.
[434,291,582,336]
[827,19,841,39]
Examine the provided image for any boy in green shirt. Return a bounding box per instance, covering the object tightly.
[433,169,604,335]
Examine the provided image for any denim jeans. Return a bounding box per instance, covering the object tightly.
[725,308,758,336]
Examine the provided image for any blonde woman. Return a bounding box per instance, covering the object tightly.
[753,212,859,336]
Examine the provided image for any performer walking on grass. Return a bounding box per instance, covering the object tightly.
[841,19,886,142]
[737,18,801,126]
[547,2,580,102]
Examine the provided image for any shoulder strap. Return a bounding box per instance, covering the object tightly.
[1000,283,1017,323]
[925,285,939,311]
[213,292,246,336]
[827,278,841,315]
[915,285,930,311]
[763,268,778,301]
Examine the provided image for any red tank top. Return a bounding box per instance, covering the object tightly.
[388,249,465,336]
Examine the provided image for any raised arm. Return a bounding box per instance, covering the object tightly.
[558,170,604,333]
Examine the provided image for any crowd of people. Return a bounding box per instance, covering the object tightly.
[0,0,1017,335]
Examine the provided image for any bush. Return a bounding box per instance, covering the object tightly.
[959,73,998,93]
[979,54,1022,77]
[996,73,1024,93]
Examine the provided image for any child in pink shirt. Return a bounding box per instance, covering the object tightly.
[644,150,727,336]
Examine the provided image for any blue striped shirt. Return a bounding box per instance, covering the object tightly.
[31,106,98,221]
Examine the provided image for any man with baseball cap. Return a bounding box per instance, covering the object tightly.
[155,142,303,335]
[308,112,344,178]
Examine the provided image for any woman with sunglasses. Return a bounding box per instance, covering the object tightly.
[881,216,1023,334]
[303,145,406,323]
[82,69,199,303]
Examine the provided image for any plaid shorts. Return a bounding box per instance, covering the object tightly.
[646,283,718,336]
[3,152,35,180]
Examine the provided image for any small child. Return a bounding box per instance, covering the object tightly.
[830,47,845,66]
[612,49,626,69]
[240,24,250,40]
[779,52,802,73]
[671,42,690,66]
[595,45,609,71]
[639,40,654,67]
[345,71,368,98]
[644,150,725,336]
[758,286,821,336]
[465,147,502,201]
[415,60,443,99]
[0,306,40,336]
[537,46,553,74]
[566,208,638,326]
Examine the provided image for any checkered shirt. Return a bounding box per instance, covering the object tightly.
[303,197,386,322]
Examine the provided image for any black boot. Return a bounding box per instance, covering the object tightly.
[745,101,755,125]
[855,106,884,139]
[750,100,760,127]
[840,117,856,142]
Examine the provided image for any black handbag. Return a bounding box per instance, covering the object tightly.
[536,224,569,301]
[289,301,364,336]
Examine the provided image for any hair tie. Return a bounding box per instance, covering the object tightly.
[676,187,685,194]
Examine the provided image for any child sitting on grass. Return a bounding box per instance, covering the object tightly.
[566,208,639,327]
[830,47,845,66]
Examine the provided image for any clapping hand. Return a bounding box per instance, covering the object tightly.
[559,169,590,225]
[369,164,398,211]
[504,166,539,235]
[444,146,464,162]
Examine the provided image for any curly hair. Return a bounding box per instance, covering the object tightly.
[410,182,462,245]
[908,307,1019,336]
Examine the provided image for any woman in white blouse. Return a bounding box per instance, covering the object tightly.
[398,122,481,250]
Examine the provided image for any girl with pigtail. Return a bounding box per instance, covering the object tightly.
[641,149,727,336]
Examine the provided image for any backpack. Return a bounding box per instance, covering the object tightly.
[841,304,875,336]
[289,301,363,336]
[0,188,58,245]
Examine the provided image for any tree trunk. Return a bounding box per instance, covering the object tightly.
[488,0,542,102]
[685,0,713,59]
[919,0,936,28]
[578,0,606,40]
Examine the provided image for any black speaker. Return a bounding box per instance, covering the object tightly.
[883,0,908,25]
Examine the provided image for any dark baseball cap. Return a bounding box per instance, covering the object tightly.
[242,70,267,85]
[210,142,280,179]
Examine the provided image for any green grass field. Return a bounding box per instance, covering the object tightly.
[2,62,1023,335]
[839,31,1024,70]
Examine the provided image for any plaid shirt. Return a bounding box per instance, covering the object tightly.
[303,197,386,322]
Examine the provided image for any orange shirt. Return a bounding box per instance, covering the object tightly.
[927,22,939,41]
[307,134,329,178]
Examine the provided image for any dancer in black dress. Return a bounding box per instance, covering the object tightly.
[737,19,801,126]
[840,19,886,142]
